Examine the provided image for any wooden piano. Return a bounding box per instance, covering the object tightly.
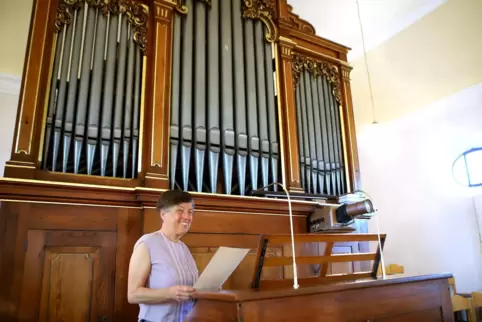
[187,234,454,322]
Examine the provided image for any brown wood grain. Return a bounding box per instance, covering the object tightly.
[143,0,176,188]
[340,64,362,190]
[189,275,454,322]
[115,208,143,321]
[277,38,303,192]
[17,230,117,322]
[143,208,308,235]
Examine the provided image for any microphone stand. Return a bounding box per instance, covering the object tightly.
[254,183,299,289]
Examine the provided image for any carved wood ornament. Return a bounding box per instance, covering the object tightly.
[55,0,149,53]
[243,0,278,42]
[292,54,342,103]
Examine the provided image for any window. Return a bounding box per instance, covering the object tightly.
[452,147,482,187]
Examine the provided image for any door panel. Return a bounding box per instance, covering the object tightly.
[18,230,116,322]
[39,247,100,322]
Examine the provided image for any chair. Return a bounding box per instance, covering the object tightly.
[470,291,482,322]
[376,263,404,276]
[449,277,474,322]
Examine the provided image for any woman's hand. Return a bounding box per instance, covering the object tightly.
[168,285,196,301]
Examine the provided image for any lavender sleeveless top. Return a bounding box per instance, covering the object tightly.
[134,231,199,322]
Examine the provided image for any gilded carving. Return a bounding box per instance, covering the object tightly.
[243,0,279,43]
[281,4,315,35]
[55,0,83,31]
[174,0,188,15]
[341,65,352,81]
[292,54,341,103]
[55,0,148,54]
[172,0,211,15]
[126,2,149,54]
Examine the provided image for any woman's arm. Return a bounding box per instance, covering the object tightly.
[127,242,195,304]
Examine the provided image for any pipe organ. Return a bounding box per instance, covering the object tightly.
[0,0,364,320]
[5,0,360,197]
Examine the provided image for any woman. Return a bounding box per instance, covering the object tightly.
[128,190,199,322]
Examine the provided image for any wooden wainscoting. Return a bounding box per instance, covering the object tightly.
[0,179,319,321]
[0,200,142,322]
[143,207,309,290]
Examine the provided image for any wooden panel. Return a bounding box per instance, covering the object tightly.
[17,230,117,322]
[276,37,303,192]
[186,233,284,290]
[115,208,143,321]
[373,308,444,322]
[27,203,119,231]
[143,208,308,235]
[183,233,261,249]
[187,300,238,321]
[0,198,143,322]
[39,247,99,322]
[340,65,361,190]
[240,279,451,322]
[142,1,176,189]
[0,202,24,321]
[0,179,139,207]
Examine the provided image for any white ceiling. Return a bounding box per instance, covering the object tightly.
[287,0,448,61]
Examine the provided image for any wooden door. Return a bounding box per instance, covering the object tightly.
[17,230,117,322]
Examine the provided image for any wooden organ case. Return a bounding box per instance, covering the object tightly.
[0,0,453,321]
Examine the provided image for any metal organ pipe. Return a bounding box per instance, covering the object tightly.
[207,0,221,193]
[194,1,207,193]
[232,0,248,196]
[169,0,280,196]
[43,1,146,179]
[293,57,347,197]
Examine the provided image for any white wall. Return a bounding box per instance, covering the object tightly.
[0,0,31,177]
[0,74,21,176]
[357,82,482,292]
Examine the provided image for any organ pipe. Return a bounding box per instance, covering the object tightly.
[293,55,347,196]
[169,0,280,195]
[42,0,147,179]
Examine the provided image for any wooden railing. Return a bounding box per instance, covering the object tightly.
[251,233,386,289]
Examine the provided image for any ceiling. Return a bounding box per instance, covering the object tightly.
[287,0,448,61]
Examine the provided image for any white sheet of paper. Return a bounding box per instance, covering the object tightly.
[194,246,250,291]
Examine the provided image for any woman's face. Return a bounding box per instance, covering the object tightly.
[162,202,194,238]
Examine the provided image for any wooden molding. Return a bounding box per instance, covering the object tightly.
[242,0,279,42]
[0,178,320,215]
[142,0,175,189]
[276,38,302,192]
[291,53,342,103]
[8,0,55,168]
[340,65,360,191]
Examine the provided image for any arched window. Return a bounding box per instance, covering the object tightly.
[452,147,482,187]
